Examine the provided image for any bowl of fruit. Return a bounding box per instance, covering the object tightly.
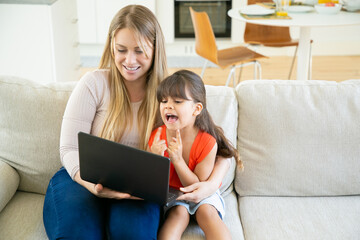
[315,2,342,14]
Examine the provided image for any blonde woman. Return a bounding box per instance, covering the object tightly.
[43,5,231,240]
[43,5,166,239]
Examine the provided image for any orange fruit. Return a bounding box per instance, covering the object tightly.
[276,11,288,16]
[325,2,335,6]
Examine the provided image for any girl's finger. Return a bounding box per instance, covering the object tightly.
[154,127,162,141]
[176,129,182,144]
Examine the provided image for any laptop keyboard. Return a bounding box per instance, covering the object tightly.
[167,192,178,203]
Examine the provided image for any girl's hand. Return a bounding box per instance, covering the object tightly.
[74,171,140,200]
[150,127,167,156]
[167,129,183,164]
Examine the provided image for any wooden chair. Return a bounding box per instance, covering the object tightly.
[244,0,312,79]
[189,7,267,87]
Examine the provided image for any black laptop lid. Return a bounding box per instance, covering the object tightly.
[78,132,171,205]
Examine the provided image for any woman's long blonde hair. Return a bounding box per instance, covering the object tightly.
[98,5,168,150]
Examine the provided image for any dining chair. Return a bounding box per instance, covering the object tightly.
[189,7,267,87]
[244,0,313,79]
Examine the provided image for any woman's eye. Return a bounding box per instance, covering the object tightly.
[117,49,126,53]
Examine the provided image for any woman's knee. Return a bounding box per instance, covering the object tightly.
[43,168,105,240]
[108,200,160,240]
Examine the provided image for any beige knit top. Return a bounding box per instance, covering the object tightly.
[60,69,141,179]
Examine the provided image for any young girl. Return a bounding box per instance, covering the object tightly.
[149,70,242,240]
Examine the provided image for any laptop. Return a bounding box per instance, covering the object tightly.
[78,132,182,206]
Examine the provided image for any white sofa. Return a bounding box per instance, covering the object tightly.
[1,75,359,240]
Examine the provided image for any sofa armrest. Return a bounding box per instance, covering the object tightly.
[0,161,20,212]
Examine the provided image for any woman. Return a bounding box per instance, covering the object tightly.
[43,4,230,240]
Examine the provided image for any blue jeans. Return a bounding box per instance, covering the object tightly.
[43,168,160,240]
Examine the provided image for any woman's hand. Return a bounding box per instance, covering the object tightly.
[74,171,140,200]
[177,156,231,203]
[177,180,218,203]
[168,129,183,164]
[93,184,141,200]
[150,127,167,156]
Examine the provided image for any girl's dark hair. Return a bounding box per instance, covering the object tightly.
[157,70,243,168]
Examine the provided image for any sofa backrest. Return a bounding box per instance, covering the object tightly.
[205,85,238,195]
[0,76,239,196]
[235,80,360,197]
[0,76,76,194]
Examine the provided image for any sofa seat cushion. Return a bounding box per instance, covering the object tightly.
[182,191,244,240]
[235,80,360,197]
[239,195,360,240]
[0,192,47,240]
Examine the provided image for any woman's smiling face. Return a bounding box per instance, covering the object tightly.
[113,28,154,84]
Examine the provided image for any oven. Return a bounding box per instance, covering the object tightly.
[174,0,232,38]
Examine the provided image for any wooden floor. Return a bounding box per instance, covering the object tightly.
[81,55,360,87]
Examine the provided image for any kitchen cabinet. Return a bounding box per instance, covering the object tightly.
[0,0,80,83]
[76,0,156,44]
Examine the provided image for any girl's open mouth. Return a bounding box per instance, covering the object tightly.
[166,113,178,123]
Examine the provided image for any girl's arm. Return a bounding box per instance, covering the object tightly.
[173,144,217,187]
[168,130,217,187]
[177,156,230,203]
[193,143,217,181]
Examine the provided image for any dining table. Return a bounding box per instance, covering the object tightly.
[228,7,360,80]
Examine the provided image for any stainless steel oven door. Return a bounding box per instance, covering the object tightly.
[175,0,232,38]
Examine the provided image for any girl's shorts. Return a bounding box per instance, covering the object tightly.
[164,189,225,219]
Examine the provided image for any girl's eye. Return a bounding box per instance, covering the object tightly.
[161,100,168,103]
[175,100,183,104]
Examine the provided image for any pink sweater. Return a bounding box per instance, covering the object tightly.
[60,69,141,179]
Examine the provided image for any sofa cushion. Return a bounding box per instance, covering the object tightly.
[235,80,360,196]
[0,76,76,194]
[0,192,47,240]
[205,85,238,195]
[239,195,360,240]
[183,191,244,240]
[223,191,244,240]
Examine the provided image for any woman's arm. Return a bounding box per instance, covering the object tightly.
[61,73,139,200]
[60,74,98,179]
[176,156,230,203]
